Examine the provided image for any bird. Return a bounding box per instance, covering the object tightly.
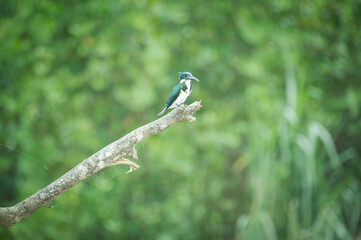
[157,72,199,116]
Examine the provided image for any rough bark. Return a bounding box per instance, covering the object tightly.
[0,101,202,226]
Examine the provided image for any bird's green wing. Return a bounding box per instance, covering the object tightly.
[166,84,182,106]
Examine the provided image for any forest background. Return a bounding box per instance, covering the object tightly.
[1,0,360,239]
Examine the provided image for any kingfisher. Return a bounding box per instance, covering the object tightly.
[157,72,199,116]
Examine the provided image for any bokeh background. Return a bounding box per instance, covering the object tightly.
[1,0,361,239]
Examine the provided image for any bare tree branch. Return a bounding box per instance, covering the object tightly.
[0,101,202,226]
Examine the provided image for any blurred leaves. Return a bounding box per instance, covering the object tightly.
[1,0,361,239]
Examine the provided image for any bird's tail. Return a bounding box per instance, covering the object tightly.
[157,105,168,116]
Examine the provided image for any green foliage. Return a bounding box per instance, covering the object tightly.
[1,0,361,239]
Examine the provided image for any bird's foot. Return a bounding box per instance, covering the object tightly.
[177,104,187,108]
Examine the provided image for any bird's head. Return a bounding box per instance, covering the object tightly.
[179,72,199,83]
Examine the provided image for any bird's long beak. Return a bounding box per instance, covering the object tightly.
[188,76,199,82]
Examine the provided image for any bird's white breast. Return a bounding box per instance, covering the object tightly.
[169,80,192,108]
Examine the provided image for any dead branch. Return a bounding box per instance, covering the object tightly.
[0,101,202,226]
